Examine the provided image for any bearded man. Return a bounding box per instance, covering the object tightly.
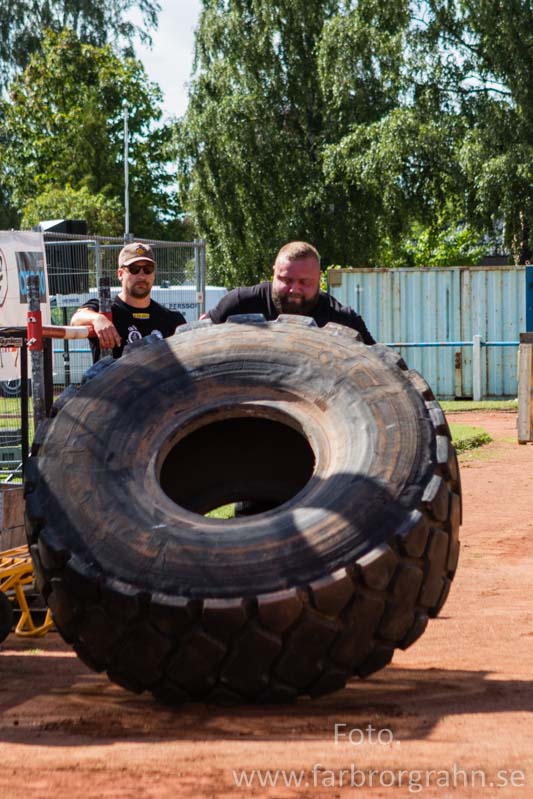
[206,241,375,344]
[71,241,186,361]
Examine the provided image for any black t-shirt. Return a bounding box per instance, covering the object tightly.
[207,282,375,344]
[83,296,186,360]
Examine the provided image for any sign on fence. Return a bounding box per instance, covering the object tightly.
[0,231,50,380]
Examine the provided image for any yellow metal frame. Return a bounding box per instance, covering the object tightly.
[0,545,53,637]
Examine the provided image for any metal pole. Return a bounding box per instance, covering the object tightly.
[62,306,71,388]
[95,238,102,286]
[43,338,54,417]
[526,264,533,332]
[98,276,113,359]
[123,100,130,240]
[472,334,482,401]
[20,341,29,466]
[517,333,533,443]
[27,275,46,430]
[194,239,203,320]
[200,239,206,316]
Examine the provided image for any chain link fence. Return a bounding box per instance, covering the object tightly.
[1,233,213,482]
[44,233,209,388]
[0,333,29,484]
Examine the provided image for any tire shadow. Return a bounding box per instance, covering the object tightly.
[0,634,531,746]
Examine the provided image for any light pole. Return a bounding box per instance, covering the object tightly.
[123,99,130,240]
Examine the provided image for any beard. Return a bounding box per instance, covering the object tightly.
[128,282,151,299]
[272,286,320,315]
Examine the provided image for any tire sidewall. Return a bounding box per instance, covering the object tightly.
[35,322,435,598]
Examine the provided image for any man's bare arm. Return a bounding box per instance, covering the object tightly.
[71,307,122,350]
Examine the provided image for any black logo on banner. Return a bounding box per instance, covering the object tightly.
[16,251,47,304]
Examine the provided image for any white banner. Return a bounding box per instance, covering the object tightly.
[0,231,50,382]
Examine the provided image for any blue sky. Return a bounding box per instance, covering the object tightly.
[135,0,202,119]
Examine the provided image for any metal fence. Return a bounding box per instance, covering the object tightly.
[329,265,526,398]
[0,331,27,483]
[43,233,208,388]
[0,234,207,481]
[45,233,205,295]
[0,331,54,484]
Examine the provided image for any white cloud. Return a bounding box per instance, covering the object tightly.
[135,0,202,119]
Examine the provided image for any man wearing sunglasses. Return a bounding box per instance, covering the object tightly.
[71,241,186,361]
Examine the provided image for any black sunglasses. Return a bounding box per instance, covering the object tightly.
[125,262,155,275]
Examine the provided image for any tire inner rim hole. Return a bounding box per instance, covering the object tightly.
[159,417,316,516]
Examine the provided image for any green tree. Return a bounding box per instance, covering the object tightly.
[316,0,533,267]
[0,28,178,239]
[177,0,410,285]
[0,0,160,89]
[21,185,123,235]
[180,0,533,280]
[0,185,18,229]
[322,107,467,265]
[410,0,533,262]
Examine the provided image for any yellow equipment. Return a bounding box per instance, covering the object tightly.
[0,546,53,637]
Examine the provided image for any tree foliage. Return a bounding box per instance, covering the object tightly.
[0,0,160,89]
[21,185,123,235]
[179,0,533,284]
[178,0,412,284]
[413,0,533,262]
[0,28,179,238]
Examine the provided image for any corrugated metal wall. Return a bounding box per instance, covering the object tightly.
[329,266,525,398]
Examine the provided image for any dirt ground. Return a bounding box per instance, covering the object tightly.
[1,410,532,798]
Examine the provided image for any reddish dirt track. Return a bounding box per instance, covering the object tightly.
[0,411,532,798]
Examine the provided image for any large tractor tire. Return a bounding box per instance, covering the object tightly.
[24,315,461,703]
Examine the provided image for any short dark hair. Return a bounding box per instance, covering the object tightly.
[274,241,321,266]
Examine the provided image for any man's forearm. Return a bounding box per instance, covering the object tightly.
[71,307,122,349]
[71,308,104,326]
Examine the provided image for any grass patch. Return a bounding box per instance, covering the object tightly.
[440,399,517,412]
[205,503,235,519]
[0,397,35,435]
[0,474,23,484]
[450,422,492,453]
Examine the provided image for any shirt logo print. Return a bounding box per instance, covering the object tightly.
[127,325,142,343]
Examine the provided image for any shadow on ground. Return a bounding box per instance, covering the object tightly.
[0,634,530,747]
